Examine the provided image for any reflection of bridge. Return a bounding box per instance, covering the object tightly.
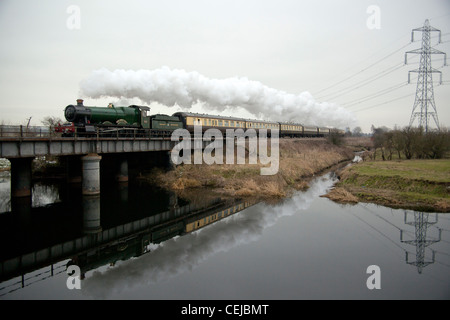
[0,187,255,295]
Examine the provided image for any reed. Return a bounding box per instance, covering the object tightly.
[146,138,354,201]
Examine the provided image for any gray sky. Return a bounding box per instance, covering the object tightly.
[0,0,449,132]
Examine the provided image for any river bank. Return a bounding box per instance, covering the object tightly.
[324,159,450,212]
[145,138,354,202]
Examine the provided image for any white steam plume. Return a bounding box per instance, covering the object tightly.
[79,67,355,128]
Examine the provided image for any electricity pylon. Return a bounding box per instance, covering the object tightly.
[405,19,447,132]
[400,211,441,274]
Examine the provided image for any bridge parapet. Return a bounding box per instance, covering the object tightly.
[0,137,175,158]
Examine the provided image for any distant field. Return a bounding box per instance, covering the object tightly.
[332,159,450,212]
[349,159,450,183]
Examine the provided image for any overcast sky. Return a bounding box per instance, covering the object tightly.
[0,0,449,132]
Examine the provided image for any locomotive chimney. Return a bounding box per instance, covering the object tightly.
[76,99,84,106]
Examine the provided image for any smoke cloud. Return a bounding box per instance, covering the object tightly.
[79,67,355,128]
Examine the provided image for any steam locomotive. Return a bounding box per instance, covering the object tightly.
[56,99,344,137]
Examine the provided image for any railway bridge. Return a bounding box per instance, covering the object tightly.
[0,125,207,200]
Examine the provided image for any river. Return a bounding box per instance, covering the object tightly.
[0,169,449,300]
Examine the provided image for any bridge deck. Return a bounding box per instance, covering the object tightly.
[0,136,175,158]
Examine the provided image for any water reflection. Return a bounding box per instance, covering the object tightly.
[401,211,441,274]
[81,174,338,298]
[0,177,258,297]
[0,172,449,299]
[0,175,60,213]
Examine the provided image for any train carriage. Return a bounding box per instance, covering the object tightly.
[244,119,279,137]
[303,125,319,137]
[318,127,331,137]
[172,112,247,133]
[279,123,304,137]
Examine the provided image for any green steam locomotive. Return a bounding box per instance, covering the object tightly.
[60,99,182,136]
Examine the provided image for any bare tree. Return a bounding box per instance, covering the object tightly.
[41,116,64,127]
[352,126,363,137]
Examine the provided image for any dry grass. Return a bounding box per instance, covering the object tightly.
[321,187,358,204]
[170,177,202,190]
[146,138,354,201]
[333,159,450,212]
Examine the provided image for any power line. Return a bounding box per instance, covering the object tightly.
[344,62,443,109]
[343,81,409,108]
[352,92,415,113]
[318,63,405,101]
[313,40,412,96]
[345,60,446,111]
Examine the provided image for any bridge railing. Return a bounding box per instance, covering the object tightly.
[0,125,54,138]
[0,125,174,139]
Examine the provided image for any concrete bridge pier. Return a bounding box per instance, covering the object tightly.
[81,153,102,195]
[82,195,102,234]
[115,157,129,183]
[10,157,33,198]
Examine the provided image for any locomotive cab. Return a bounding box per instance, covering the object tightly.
[136,105,150,129]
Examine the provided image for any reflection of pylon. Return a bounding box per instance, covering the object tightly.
[400,211,441,274]
[405,19,447,132]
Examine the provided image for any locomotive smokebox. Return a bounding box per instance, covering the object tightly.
[65,99,91,123]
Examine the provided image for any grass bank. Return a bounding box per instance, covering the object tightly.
[325,159,450,212]
[145,138,353,201]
